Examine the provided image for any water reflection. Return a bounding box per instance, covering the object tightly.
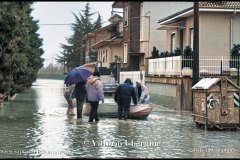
[31,79,71,158]
[0,87,39,158]
[0,79,240,158]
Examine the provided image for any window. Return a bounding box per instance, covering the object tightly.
[98,51,100,61]
[98,48,108,65]
[105,49,108,63]
[98,51,102,62]
[190,28,194,50]
[179,29,184,50]
[124,7,128,26]
[171,33,176,52]
[102,50,105,63]
[124,43,128,63]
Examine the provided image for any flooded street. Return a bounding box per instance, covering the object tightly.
[0,79,240,158]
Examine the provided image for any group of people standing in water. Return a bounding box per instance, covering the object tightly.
[64,70,104,122]
[64,70,149,122]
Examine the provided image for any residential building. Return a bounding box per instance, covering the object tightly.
[112,1,143,71]
[83,14,123,76]
[110,1,240,111]
[146,1,240,111]
[158,1,240,57]
[91,14,123,69]
[140,1,193,57]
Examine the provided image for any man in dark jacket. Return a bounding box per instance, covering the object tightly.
[75,80,87,118]
[114,78,138,120]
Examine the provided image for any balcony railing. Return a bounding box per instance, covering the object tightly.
[147,55,240,77]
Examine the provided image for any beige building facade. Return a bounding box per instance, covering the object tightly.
[140,2,193,57]
[83,14,123,69]
[158,2,240,57]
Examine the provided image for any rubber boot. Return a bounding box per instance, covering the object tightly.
[77,109,82,118]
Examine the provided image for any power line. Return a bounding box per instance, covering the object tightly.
[39,21,109,26]
[39,23,72,25]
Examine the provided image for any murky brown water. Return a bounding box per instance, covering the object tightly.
[0,79,240,158]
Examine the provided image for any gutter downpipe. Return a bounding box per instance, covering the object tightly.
[231,8,237,50]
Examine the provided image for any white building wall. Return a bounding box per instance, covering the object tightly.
[140,2,193,57]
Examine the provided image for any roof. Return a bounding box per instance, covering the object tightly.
[112,1,124,8]
[192,78,220,90]
[83,19,123,40]
[192,77,240,90]
[158,1,240,25]
[199,1,240,8]
[158,7,193,24]
[92,37,123,49]
[112,1,143,8]
[108,14,123,23]
[83,33,95,40]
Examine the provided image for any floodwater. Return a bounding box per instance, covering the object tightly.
[0,79,240,158]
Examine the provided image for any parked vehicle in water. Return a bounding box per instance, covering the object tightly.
[100,75,118,95]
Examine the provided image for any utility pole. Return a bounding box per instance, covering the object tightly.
[51,54,54,74]
[192,1,199,86]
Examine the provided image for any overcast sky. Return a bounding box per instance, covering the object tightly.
[31,1,115,67]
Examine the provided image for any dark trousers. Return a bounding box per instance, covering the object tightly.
[89,101,99,122]
[76,99,84,118]
[118,105,130,119]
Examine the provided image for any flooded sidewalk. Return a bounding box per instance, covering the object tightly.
[0,79,240,158]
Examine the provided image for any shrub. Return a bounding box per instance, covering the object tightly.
[230,44,240,68]
[151,46,159,58]
[183,46,193,56]
[174,47,183,56]
[182,46,193,68]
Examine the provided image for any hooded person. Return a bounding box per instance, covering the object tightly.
[135,80,142,102]
[139,83,150,104]
[114,78,138,120]
[86,71,104,122]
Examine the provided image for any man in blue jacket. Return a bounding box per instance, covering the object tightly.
[114,78,138,120]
